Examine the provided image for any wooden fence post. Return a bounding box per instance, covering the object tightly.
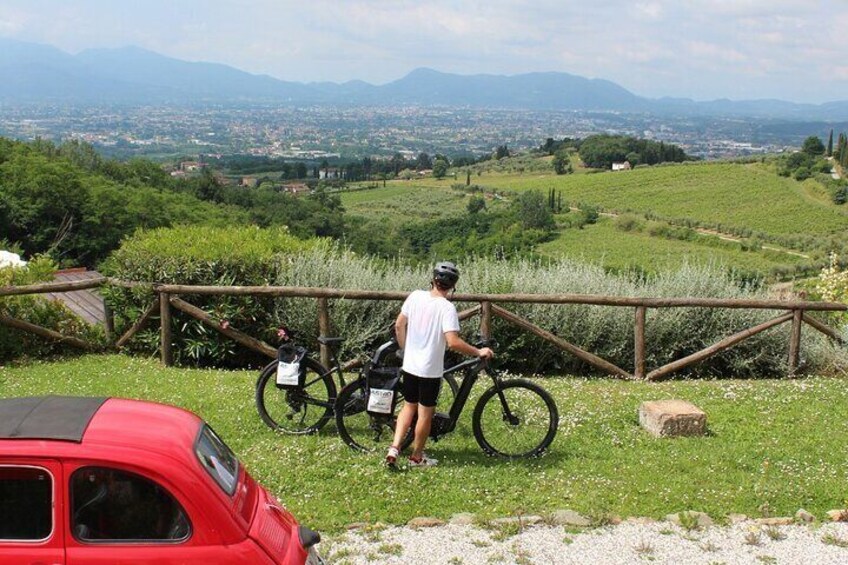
[480,301,492,341]
[160,291,173,366]
[317,297,331,368]
[634,306,646,380]
[103,302,115,345]
[788,309,803,375]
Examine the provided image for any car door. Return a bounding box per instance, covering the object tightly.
[0,460,65,565]
[63,464,249,565]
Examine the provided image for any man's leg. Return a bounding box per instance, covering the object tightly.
[411,404,435,458]
[411,377,441,459]
[392,401,417,450]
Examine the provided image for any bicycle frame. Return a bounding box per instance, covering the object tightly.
[430,357,497,437]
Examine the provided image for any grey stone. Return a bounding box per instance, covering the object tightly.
[624,516,657,525]
[639,399,707,437]
[755,517,793,526]
[727,513,748,525]
[408,516,446,528]
[549,510,592,527]
[489,515,543,527]
[665,511,713,528]
[449,513,476,526]
[794,509,815,523]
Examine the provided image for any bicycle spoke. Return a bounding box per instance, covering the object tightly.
[472,380,558,458]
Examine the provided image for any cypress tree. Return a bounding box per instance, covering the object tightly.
[827,129,834,157]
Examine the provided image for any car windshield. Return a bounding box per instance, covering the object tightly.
[194,424,239,495]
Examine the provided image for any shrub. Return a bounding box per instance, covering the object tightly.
[0,256,103,362]
[814,254,848,330]
[102,228,836,376]
[101,225,317,367]
[614,213,644,232]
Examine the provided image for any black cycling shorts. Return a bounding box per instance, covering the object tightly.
[401,371,442,407]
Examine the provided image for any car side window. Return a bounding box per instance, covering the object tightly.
[0,466,53,541]
[71,467,191,543]
[195,424,239,495]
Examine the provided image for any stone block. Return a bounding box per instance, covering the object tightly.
[549,509,591,527]
[408,516,445,528]
[795,509,815,523]
[449,512,476,526]
[639,399,706,437]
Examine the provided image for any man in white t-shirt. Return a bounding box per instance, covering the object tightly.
[386,261,494,468]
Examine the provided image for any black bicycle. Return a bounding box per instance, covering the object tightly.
[335,342,559,458]
[255,333,458,434]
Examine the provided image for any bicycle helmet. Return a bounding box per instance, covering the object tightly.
[433,261,460,289]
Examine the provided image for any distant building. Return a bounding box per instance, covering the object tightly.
[284,183,310,196]
[319,168,341,179]
[612,161,632,171]
[179,161,205,172]
[241,176,259,188]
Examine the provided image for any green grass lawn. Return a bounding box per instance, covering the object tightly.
[3,354,847,532]
[538,216,807,275]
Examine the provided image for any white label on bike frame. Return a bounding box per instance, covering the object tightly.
[367,388,395,414]
[276,361,301,386]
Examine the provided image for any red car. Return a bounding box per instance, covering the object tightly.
[0,396,323,565]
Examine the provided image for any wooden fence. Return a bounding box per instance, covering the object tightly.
[1,277,846,381]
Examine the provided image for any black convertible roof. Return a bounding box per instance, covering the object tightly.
[0,396,108,442]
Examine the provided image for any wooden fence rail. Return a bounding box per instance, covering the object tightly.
[1,278,846,379]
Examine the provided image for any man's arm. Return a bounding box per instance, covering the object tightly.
[395,313,408,349]
[445,331,494,359]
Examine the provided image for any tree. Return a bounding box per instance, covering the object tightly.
[495,145,510,160]
[801,135,825,156]
[466,170,471,186]
[511,190,554,231]
[432,158,449,179]
[467,195,486,214]
[416,152,432,170]
[827,129,834,157]
[552,150,572,175]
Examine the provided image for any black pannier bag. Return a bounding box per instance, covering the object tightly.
[365,339,402,416]
[275,344,307,388]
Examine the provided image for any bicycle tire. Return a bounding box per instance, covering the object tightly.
[336,374,459,452]
[255,357,337,434]
[335,378,412,452]
[471,379,558,458]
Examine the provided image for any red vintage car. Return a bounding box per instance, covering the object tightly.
[0,396,323,565]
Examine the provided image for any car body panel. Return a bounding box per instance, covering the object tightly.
[0,397,315,565]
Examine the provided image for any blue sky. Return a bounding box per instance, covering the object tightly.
[1,0,846,103]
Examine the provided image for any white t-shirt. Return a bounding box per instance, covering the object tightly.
[400,289,460,378]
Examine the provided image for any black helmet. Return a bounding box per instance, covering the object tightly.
[433,261,459,288]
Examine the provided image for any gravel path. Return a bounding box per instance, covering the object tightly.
[324,521,848,564]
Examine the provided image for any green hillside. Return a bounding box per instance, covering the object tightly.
[344,159,844,279]
[340,183,471,225]
[537,216,807,275]
[418,162,848,237]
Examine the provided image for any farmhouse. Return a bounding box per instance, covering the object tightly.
[284,183,310,196]
[612,161,632,171]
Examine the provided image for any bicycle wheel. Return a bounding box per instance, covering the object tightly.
[336,379,412,452]
[472,379,558,458]
[336,375,459,452]
[255,357,337,434]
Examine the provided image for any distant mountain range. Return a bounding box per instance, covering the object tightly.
[2,37,847,121]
